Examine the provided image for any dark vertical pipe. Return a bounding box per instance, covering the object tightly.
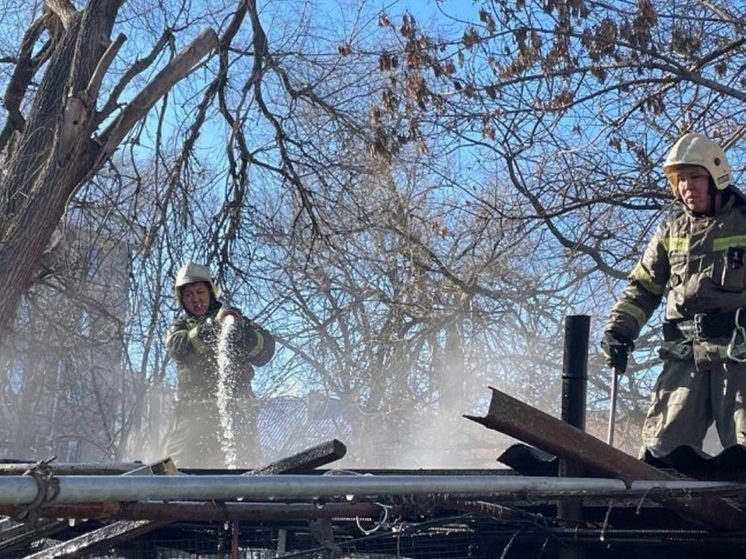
[561,315,589,430]
[558,315,590,559]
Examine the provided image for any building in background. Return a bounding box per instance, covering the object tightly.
[258,393,354,464]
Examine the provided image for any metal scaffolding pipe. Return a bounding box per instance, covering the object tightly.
[1,474,744,506]
[0,462,146,476]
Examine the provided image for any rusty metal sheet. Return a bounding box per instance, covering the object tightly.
[465,387,746,532]
[641,445,746,480]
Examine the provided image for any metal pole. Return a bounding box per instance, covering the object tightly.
[561,315,589,432]
[231,520,239,559]
[0,475,743,506]
[607,367,620,446]
[558,315,589,554]
[0,462,149,476]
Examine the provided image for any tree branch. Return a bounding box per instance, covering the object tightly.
[87,32,126,104]
[43,0,79,30]
[96,28,218,167]
[97,29,173,124]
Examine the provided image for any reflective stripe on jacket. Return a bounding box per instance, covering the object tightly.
[165,304,276,400]
[606,190,746,341]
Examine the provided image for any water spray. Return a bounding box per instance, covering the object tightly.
[216,317,239,468]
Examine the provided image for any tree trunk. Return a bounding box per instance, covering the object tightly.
[0,0,217,343]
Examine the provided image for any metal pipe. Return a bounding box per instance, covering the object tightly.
[558,314,590,545]
[0,475,744,506]
[561,315,589,431]
[607,367,621,446]
[468,387,746,531]
[0,462,146,476]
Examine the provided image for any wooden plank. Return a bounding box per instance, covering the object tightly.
[465,387,746,532]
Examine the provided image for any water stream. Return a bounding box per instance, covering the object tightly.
[216,316,239,468]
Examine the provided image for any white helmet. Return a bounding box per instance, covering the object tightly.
[174,262,221,307]
[663,132,731,195]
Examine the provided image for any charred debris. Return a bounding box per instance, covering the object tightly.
[3,316,746,558]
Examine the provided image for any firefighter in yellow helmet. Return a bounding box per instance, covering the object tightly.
[164,262,275,468]
[602,132,746,459]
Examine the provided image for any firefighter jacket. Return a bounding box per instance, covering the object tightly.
[165,302,275,401]
[606,188,746,350]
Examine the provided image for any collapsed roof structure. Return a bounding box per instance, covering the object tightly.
[3,317,746,558]
[1,399,746,559]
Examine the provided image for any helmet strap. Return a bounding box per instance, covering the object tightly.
[207,297,220,314]
[708,179,717,215]
[704,178,729,216]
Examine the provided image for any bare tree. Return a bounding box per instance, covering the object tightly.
[362,0,746,452]
[5,0,746,464]
[0,0,217,342]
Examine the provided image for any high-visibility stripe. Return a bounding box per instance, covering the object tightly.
[248,332,265,358]
[629,262,665,295]
[662,235,746,252]
[662,236,688,252]
[612,300,647,327]
[713,235,746,251]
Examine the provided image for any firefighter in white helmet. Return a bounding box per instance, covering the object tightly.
[602,132,746,459]
[164,262,275,468]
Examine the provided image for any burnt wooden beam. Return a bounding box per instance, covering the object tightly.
[24,520,159,559]
[245,439,347,475]
[466,387,746,532]
[0,501,394,522]
[0,519,71,557]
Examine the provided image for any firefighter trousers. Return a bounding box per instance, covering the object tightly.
[640,357,746,458]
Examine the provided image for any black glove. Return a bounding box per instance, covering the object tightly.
[601,331,634,373]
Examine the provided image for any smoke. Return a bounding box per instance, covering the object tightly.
[379,393,519,470]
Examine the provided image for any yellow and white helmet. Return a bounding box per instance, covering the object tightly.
[174,262,221,308]
[663,132,731,195]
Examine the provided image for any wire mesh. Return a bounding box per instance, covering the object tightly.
[40,517,516,559]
